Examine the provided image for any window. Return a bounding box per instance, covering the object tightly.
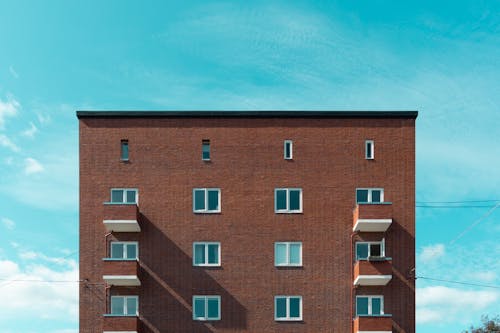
[356,295,383,316]
[110,188,138,204]
[284,140,293,159]
[193,296,221,320]
[193,242,220,266]
[275,188,302,213]
[356,188,384,204]
[110,296,138,316]
[193,188,220,213]
[356,240,384,260]
[365,140,374,159]
[120,140,129,161]
[202,140,210,160]
[275,242,302,266]
[110,242,138,260]
[275,296,302,321]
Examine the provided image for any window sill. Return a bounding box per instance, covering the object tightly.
[193,318,221,321]
[103,314,138,317]
[275,211,303,214]
[193,211,221,214]
[103,202,138,205]
[275,318,303,322]
[102,258,138,262]
[356,314,392,318]
[356,202,392,205]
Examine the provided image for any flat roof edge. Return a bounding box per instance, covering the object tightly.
[76,110,418,119]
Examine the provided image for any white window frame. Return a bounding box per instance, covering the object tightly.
[110,241,138,260]
[284,140,293,160]
[110,188,138,204]
[274,188,303,213]
[355,240,385,260]
[356,188,384,204]
[202,140,210,161]
[192,295,221,321]
[356,295,384,316]
[193,188,221,213]
[274,295,303,321]
[365,140,374,159]
[110,295,139,316]
[274,242,302,267]
[193,242,221,267]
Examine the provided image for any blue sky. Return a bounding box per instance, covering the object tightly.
[0,1,499,332]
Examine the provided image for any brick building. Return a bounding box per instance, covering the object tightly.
[77,111,417,333]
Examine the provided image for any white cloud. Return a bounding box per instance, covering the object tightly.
[0,134,20,152]
[1,217,15,230]
[417,286,499,324]
[0,257,78,324]
[0,94,19,128]
[24,157,44,175]
[21,122,38,138]
[418,244,445,263]
[467,271,497,283]
[9,66,19,79]
[36,112,51,125]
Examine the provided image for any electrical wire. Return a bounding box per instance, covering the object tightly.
[416,276,500,289]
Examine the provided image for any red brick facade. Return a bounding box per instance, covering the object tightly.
[79,112,416,333]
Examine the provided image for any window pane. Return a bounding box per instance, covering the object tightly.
[194,190,205,210]
[289,244,301,265]
[126,297,137,315]
[111,243,123,259]
[289,190,300,211]
[366,142,372,158]
[276,298,287,318]
[111,297,124,315]
[372,298,381,315]
[111,190,123,203]
[202,141,210,160]
[356,297,369,315]
[207,244,219,264]
[126,244,137,259]
[194,244,206,265]
[207,298,219,319]
[356,189,368,203]
[275,244,287,265]
[126,190,136,203]
[121,141,129,160]
[207,190,219,211]
[194,298,205,318]
[289,297,300,318]
[276,190,287,210]
[371,190,381,203]
[370,244,381,257]
[356,243,369,260]
[285,142,291,158]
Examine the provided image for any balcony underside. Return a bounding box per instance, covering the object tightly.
[353,219,392,232]
[354,275,392,286]
[103,220,141,232]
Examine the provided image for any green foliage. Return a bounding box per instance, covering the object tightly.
[463,315,500,333]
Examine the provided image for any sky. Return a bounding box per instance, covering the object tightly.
[0,1,499,332]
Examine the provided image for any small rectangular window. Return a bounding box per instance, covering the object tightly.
[110,241,138,260]
[275,242,302,266]
[274,296,302,321]
[120,140,129,161]
[192,296,221,320]
[356,188,384,204]
[193,242,220,266]
[275,188,302,213]
[365,140,374,159]
[193,188,220,213]
[284,140,293,159]
[202,140,210,161]
[355,241,385,260]
[356,295,384,316]
[110,188,138,204]
[110,296,138,316]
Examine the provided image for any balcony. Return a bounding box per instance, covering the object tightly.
[103,204,140,232]
[103,315,139,332]
[102,259,141,286]
[353,203,392,232]
[353,259,392,286]
[353,315,392,333]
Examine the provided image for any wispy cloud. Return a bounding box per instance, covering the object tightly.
[21,122,38,138]
[8,66,19,79]
[0,134,20,152]
[24,157,44,175]
[1,217,15,230]
[418,243,445,263]
[0,94,20,128]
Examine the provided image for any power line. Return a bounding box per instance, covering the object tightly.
[416,205,497,208]
[450,202,500,244]
[417,276,500,289]
[416,200,500,204]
